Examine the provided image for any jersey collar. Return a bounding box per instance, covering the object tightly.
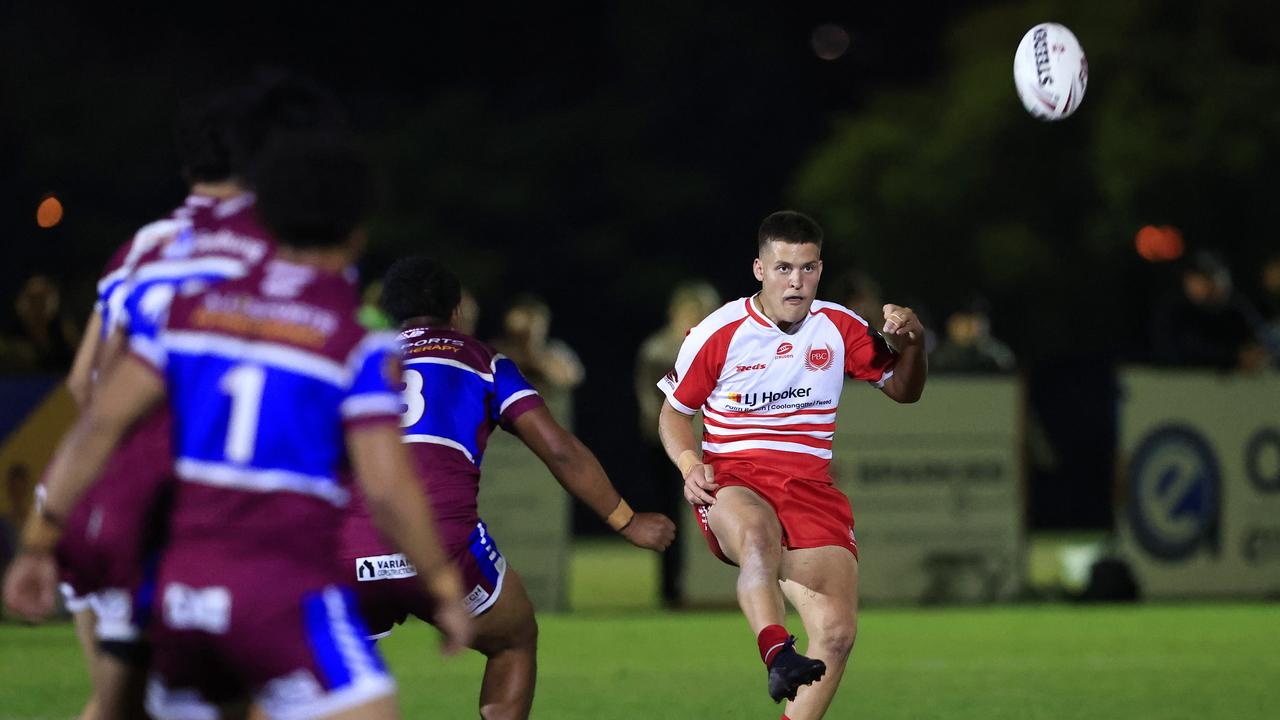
[745,294,811,334]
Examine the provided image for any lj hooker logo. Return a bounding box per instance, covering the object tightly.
[804,344,834,372]
[727,387,811,407]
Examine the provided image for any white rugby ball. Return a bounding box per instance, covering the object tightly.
[1013,23,1088,120]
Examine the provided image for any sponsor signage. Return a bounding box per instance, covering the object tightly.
[1117,369,1280,597]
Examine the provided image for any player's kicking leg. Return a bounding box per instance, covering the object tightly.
[471,569,538,720]
[777,546,859,720]
[705,486,826,704]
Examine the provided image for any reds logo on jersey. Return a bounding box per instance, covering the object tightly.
[804,344,834,372]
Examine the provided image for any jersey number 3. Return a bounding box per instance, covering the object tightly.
[401,368,426,427]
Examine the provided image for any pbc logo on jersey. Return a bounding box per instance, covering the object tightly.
[776,342,793,357]
[804,344,834,372]
[735,363,767,373]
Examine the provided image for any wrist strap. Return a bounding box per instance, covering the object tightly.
[677,450,700,477]
[606,499,635,532]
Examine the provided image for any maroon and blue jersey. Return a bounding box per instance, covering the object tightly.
[57,193,275,634]
[95,194,212,339]
[341,326,543,558]
[114,193,273,340]
[129,259,403,569]
[132,260,404,715]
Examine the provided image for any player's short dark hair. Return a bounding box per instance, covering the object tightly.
[251,132,372,249]
[380,256,463,324]
[174,89,241,184]
[229,69,348,180]
[758,210,823,254]
[175,71,347,185]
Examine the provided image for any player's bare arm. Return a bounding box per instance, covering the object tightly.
[346,423,475,654]
[511,406,675,551]
[3,356,163,621]
[879,303,927,404]
[65,309,103,408]
[657,399,719,506]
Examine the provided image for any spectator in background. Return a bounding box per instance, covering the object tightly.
[1151,251,1269,372]
[827,268,885,333]
[931,299,1016,374]
[492,295,584,393]
[457,288,480,336]
[635,279,720,606]
[0,464,33,577]
[0,274,79,372]
[1255,253,1280,367]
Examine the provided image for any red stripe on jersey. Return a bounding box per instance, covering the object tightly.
[702,415,836,433]
[709,406,836,419]
[815,306,896,382]
[702,430,833,449]
[672,317,748,412]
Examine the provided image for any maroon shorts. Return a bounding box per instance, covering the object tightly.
[147,545,393,719]
[344,520,507,638]
[56,410,173,619]
[694,460,859,565]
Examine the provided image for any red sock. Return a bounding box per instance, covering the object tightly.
[757,624,790,667]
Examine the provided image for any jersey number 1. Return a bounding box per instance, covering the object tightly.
[219,364,265,464]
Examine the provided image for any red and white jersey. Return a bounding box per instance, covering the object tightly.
[658,296,897,480]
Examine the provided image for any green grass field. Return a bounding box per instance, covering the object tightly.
[2,542,1278,719]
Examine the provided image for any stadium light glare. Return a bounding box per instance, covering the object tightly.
[36,194,63,229]
[1135,224,1184,262]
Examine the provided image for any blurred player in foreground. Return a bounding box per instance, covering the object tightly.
[657,211,926,719]
[340,256,675,719]
[4,134,473,719]
[53,73,349,719]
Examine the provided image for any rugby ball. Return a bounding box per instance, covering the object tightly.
[1013,23,1088,120]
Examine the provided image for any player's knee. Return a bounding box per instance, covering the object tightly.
[813,617,857,661]
[736,525,782,564]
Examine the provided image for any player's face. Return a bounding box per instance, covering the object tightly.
[753,241,823,326]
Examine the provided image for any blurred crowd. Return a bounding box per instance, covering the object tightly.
[1149,250,1280,373]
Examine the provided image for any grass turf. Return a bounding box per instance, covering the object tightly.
[1,540,1277,719]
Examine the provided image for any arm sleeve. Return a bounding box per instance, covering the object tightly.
[841,314,898,386]
[492,354,545,429]
[656,319,736,415]
[125,284,175,372]
[342,332,405,428]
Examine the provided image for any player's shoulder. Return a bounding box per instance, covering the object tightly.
[399,326,497,376]
[809,299,872,333]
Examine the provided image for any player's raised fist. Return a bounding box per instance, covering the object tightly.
[882,304,924,343]
[621,512,677,552]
